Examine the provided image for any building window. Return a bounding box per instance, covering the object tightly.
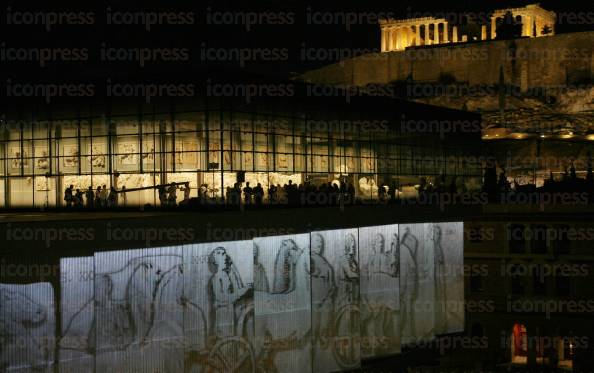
[512,323,528,364]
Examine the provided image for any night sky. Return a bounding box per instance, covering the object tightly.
[0,0,592,83]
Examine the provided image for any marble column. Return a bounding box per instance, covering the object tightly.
[388,28,394,51]
[452,25,459,43]
[415,25,421,46]
[491,17,497,39]
[402,26,412,49]
[425,24,431,45]
[481,25,487,40]
[524,15,533,37]
[443,22,449,43]
[434,23,440,44]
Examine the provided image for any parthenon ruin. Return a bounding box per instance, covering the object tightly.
[380,4,556,52]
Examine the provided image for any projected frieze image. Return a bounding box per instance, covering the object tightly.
[311,229,361,372]
[184,240,255,373]
[400,223,436,346]
[359,224,401,358]
[59,257,95,373]
[432,222,465,335]
[94,247,185,372]
[253,233,312,373]
[0,222,463,372]
[0,283,55,372]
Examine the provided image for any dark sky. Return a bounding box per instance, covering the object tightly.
[0,0,592,85]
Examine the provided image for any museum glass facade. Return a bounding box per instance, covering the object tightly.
[0,94,482,208]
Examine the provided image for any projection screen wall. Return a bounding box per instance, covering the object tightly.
[0,221,464,373]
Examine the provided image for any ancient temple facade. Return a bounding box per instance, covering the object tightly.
[380,4,556,52]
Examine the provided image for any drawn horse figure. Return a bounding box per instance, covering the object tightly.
[257,239,311,372]
[95,255,184,347]
[0,287,51,372]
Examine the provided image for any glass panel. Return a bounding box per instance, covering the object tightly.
[33,176,56,207]
[175,138,201,171]
[116,173,159,207]
[89,138,108,174]
[0,179,4,207]
[9,177,33,207]
[33,140,50,175]
[115,136,140,172]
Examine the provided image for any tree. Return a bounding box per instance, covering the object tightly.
[542,25,553,35]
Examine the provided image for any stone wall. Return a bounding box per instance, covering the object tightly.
[301,32,594,89]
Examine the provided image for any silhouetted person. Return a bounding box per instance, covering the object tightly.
[100,184,109,207]
[243,182,253,205]
[199,184,208,203]
[254,183,264,205]
[158,185,167,207]
[120,186,127,207]
[182,182,191,204]
[347,183,355,204]
[167,183,177,206]
[268,184,277,204]
[85,187,94,208]
[64,185,74,207]
[226,186,232,204]
[95,186,102,207]
[108,187,117,208]
[389,183,396,201]
[286,180,296,206]
[74,189,84,208]
[276,183,284,203]
[378,184,386,202]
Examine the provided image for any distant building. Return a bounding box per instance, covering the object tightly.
[380,3,556,52]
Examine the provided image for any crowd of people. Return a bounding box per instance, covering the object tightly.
[63,182,192,209]
[62,179,365,209]
[221,180,357,207]
[64,184,123,209]
[158,182,192,207]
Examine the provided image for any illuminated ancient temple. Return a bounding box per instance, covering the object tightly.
[380,3,556,52]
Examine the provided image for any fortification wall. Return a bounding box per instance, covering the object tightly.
[301,32,594,89]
